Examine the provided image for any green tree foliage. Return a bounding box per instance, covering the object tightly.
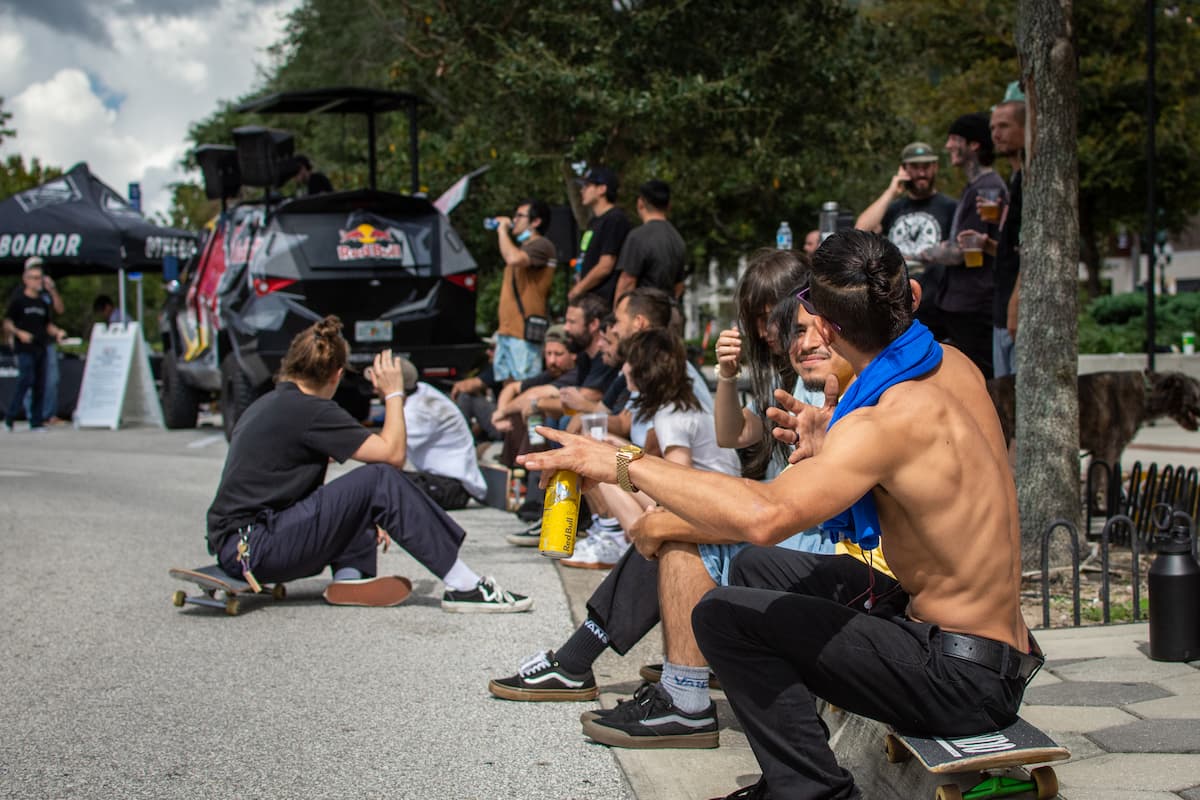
[181,0,900,330]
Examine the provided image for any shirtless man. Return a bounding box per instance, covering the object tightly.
[519,230,1038,799]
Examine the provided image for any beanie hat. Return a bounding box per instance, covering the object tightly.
[949,113,992,147]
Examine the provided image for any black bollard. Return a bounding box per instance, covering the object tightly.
[1148,513,1200,662]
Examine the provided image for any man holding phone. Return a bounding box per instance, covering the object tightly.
[856,141,958,341]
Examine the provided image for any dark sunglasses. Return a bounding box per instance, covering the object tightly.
[796,287,842,333]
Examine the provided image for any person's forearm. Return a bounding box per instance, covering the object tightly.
[377,395,408,467]
[614,270,637,301]
[714,380,758,448]
[573,255,616,294]
[855,189,893,234]
[923,241,963,266]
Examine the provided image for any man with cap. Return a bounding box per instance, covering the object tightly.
[489,198,558,385]
[918,112,1008,378]
[4,257,66,432]
[856,142,958,339]
[398,355,489,511]
[569,166,632,308]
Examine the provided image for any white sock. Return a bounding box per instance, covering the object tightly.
[442,558,481,592]
[332,567,363,581]
[660,661,711,714]
[596,515,621,531]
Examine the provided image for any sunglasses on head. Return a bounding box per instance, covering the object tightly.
[796,287,842,333]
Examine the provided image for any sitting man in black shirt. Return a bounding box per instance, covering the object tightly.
[205,315,532,612]
[294,154,333,196]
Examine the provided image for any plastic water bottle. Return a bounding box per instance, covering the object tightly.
[483,217,500,230]
[775,221,793,250]
[508,468,527,512]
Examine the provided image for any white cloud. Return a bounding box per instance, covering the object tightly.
[0,0,299,219]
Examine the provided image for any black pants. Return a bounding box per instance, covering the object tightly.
[6,349,45,428]
[693,548,1026,800]
[405,470,473,511]
[585,546,661,655]
[219,464,466,583]
[456,392,499,441]
[941,310,994,379]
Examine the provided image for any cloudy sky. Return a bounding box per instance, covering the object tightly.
[0,0,301,219]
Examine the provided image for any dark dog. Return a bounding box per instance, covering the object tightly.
[987,370,1200,467]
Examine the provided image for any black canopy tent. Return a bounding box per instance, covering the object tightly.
[234,86,423,193]
[0,162,197,316]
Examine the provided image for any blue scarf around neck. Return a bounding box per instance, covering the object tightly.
[819,320,943,550]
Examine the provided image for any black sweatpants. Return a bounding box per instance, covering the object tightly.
[693,547,1026,800]
[218,463,466,583]
[585,546,661,656]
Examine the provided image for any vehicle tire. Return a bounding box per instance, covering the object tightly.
[220,356,258,441]
[160,353,200,430]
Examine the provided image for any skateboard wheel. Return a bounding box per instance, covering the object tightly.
[272,584,286,601]
[224,597,240,616]
[1032,766,1058,799]
[172,590,186,608]
[884,734,911,764]
[935,785,963,800]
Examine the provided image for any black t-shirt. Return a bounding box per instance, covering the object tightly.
[602,372,631,413]
[944,171,1007,314]
[6,292,52,354]
[518,366,579,394]
[573,349,620,395]
[205,382,370,552]
[306,172,334,195]
[993,170,1023,327]
[578,206,632,307]
[616,219,686,294]
[880,193,958,261]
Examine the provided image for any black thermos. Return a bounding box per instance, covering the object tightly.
[1148,516,1200,662]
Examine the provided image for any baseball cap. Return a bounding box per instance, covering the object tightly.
[24,256,45,270]
[900,142,938,164]
[577,166,619,193]
[396,356,419,393]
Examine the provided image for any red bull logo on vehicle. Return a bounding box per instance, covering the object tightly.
[337,223,407,262]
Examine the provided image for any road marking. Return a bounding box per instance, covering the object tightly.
[187,434,225,449]
[0,469,36,477]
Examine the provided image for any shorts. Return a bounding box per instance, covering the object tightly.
[493,334,543,382]
[699,527,835,585]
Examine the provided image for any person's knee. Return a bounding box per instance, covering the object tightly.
[726,545,774,587]
[691,585,734,640]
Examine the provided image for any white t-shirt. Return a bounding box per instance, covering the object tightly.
[403,382,487,499]
[650,403,741,476]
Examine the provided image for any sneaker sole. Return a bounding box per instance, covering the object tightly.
[581,718,719,749]
[489,680,600,702]
[442,597,535,614]
[505,535,540,547]
[638,663,722,692]
[580,708,612,723]
[322,576,412,607]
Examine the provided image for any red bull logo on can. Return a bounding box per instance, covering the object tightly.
[337,223,407,262]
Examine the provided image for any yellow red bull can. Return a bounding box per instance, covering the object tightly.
[539,470,580,558]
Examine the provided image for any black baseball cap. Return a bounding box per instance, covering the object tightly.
[577,166,619,193]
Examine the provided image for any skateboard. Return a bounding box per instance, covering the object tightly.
[884,716,1070,800]
[169,565,286,616]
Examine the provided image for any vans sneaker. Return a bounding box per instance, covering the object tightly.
[505,521,541,547]
[442,576,533,613]
[322,575,413,607]
[580,681,718,749]
[488,650,599,701]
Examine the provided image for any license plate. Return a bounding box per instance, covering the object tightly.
[355,320,393,343]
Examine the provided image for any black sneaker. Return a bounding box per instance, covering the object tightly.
[505,521,541,547]
[639,662,722,691]
[515,498,543,523]
[442,576,533,613]
[489,650,599,701]
[580,681,718,749]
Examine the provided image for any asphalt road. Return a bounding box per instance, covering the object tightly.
[0,424,632,799]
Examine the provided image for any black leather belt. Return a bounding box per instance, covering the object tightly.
[940,632,1044,683]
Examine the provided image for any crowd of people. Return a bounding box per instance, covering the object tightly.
[5,85,1035,798]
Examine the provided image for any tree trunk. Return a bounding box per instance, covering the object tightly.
[1016,0,1081,571]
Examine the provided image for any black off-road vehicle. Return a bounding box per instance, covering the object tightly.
[159,87,484,437]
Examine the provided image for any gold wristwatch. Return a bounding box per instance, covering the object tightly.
[616,444,644,493]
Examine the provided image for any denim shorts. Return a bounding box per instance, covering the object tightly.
[493,334,543,382]
[699,528,835,586]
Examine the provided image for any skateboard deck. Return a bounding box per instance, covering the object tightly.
[169,565,285,616]
[885,717,1070,800]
